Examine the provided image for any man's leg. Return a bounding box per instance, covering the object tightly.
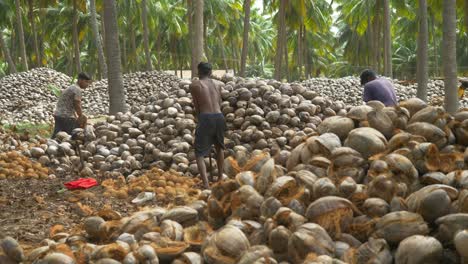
[51,116,61,139]
[215,145,224,182]
[196,155,209,189]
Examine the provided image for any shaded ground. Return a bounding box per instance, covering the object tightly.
[0,174,156,247]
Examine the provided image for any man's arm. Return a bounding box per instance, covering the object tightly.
[190,83,200,116]
[74,98,83,118]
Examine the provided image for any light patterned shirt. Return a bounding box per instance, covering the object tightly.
[54,84,82,118]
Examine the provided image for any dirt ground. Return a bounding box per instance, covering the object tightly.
[0,173,159,248]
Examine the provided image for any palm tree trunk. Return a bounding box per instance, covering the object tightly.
[28,0,41,67]
[284,34,289,81]
[72,0,81,74]
[383,0,392,77]
[465,0,468,34]
[90,0,107,79]
[156,35,162,70]
[192,0,204,78]
[101,9,106,54]
[0,30,17,73]
[417,0,429,102]
[442,0,458,113]
[274,0,286,80]
[297,25,302,79]
[130,26,136,71]
[141,0,152,71]
[240,0,251,77]
[122,36,127,73]
[103,0,127,114]
[218,29,229,72]
[15,0,28,71]
[188,0,195,77]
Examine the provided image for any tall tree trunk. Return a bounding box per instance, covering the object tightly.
[130,26,136,71]
[103,0,127,114]
[443,0,458,113]
[28,0,41,67]
[274,0,286,80]
[305,31,311,78]
[101,9,106,55]
[465,0,468,34]
[156,35,162,70]
[192,0,204,78]
[417,0,429,102]
[240,0,251,77]
[284,34,289,81]
[231,40,238,75]
[90,0,107,79]
[431,13,438,77]
[72,0,81,73]
[89,0,107,79]
[297,24,303,79]
[141,0,152,71]
[0,30,17,73]
[188,0,195,77]
[14,0,28,70]
[368,8,376,69]
[218,29,229,72]
[122,36,127,73]
[383,0,392,77]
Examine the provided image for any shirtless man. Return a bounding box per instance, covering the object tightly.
[190,62,225,189]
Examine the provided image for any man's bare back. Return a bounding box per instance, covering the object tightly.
[190,79,222,114]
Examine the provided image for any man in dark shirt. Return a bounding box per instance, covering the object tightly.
[360,69,398,106]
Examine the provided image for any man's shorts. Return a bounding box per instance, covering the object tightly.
[52,115,78,138]
[194,113,226,157]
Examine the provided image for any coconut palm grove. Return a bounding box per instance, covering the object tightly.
[1,0,468,263]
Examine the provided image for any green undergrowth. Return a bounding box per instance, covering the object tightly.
[2,122,53,138]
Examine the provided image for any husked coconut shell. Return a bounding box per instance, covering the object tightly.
[287,223,335,263]
[344,127,387,159]
[305,196,359,237]
[237,245,277,264]
[399,98,427,117]
[347,105,374,121]
[317,116,355,140]
[454,230,468,261]
[202,225,250,264]
[367,109,394,139]
[395,235,443,264]
[373,211,429,245]
[343,237,392,264]
[0,237,25,262]
[406,184,457,222]
[162,206,199,227]
[435,213,468,244]
[406,122,448,149]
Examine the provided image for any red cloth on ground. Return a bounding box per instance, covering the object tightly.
[64,178,98,190]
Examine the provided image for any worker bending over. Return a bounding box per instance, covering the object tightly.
[360,69,398,107]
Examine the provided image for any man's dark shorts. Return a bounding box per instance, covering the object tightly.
[194,113,226,157]
[52,115,78,138]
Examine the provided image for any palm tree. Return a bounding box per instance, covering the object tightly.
[28,0,41,67]
[442,0,458,113]
[417,0,429,102]
[239,0,251,77]
[90,0,107,79]
[274,0,286,80]
[14,0,28,70]
[0,30,16,73]
[192,0,204,78]
[141,0,152,71]
[383,0,392,77]
[103,0,126,114]
[72,0,81,73]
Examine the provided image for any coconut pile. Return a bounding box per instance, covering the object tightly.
[2,99,468,263]
[0,68,181,124]
[301,77,468,108]
[0,68,72,124]
[27,77,350,178]
[82,71,181,115]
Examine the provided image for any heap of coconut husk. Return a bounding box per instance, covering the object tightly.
[4,100,468,263]
[82,71,181,115]
[0,68,181,124]
[27,77,350,178]
[301,77,468,108]
[0,68,71,124]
